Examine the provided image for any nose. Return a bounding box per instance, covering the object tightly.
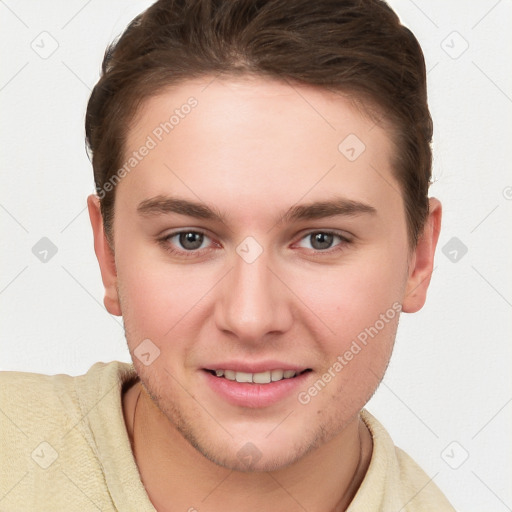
[214,248,293,345]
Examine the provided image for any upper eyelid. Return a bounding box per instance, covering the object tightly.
[294,231,352,248]
[162,229,351,250]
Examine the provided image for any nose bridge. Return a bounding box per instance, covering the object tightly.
[215,245,291,341]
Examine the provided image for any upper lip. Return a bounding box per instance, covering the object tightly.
[203,361,310,373]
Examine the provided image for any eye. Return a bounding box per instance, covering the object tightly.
[159,229,214,256]
[158,229,352,258]
[296,231,351,252]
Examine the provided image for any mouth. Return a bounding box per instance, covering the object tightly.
[202,365,313,408]
[204,368,312,384]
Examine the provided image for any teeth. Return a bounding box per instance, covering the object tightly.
[212,369,298,383]
[253,371,271,384]
[224,370,236,381]
[235,372,252,383]
[271,369,284,381]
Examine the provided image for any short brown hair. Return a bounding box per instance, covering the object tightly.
[85,0,433,250]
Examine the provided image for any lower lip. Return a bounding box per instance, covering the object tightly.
[203,370,311,408]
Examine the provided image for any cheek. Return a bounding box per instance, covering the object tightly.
[304,257,404,318]
[116,247,213,343]
[294,248,406,360]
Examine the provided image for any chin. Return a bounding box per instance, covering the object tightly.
[187,436,311,473]
[176,417,333,474]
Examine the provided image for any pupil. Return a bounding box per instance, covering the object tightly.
[312,232,333,250]
[180,232,203,250]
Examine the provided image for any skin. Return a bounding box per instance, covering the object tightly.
[87,75,441,511]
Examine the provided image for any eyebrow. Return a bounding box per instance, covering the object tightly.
[136,195,377,224]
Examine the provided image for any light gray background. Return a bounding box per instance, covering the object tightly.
[1,1,511,510]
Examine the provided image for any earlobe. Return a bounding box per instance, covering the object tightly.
[87,194,122,316]
[401,197,442,313]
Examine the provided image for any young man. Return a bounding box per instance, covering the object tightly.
[0,0,455,510]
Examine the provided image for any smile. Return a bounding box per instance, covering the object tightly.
[206,368,311,384]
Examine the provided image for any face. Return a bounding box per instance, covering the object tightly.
[94,76,428,472]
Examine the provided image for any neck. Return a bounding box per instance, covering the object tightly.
[123,381,373,512]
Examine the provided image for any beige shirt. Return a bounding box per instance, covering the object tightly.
[0,361,455,511]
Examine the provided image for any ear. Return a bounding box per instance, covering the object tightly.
[401,197,442,313]
[87,194,122,316]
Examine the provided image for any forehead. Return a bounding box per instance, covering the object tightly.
[119,75,402,225]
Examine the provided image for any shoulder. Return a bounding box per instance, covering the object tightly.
[0,360,136,439]
[348,409,456,511]
[0,361,139,510]
[0,366,78,440]
[0,360,134,422]
[393,446,455,511]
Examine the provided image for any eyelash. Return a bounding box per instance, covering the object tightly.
[157,229,352,259]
